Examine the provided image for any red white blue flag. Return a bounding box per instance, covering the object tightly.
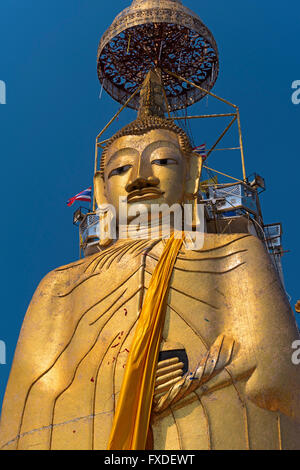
[193,143,207,159]
[67,187,92,207]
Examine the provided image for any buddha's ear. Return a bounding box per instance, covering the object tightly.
[93,171,114,247]
[184,153,204,230]
[94,171,109,207]
[185,152,203,198]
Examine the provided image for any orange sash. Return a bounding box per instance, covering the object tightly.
[107,234,183,450]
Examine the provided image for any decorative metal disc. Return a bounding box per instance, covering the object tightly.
[97,0,219,111]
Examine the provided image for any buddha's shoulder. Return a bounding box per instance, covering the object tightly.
[34,238,147,293]
[179,232,267,259]
[34,252,101,293]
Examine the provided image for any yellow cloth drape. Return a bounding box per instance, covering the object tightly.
[107,233,184,450]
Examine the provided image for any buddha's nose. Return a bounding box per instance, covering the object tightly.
[125,176,160,193]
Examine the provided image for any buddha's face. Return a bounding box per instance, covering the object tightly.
[103,129,188,219]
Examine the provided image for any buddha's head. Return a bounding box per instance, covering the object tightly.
[94,69,203,237]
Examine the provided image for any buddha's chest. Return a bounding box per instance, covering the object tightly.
[82,239,247,386]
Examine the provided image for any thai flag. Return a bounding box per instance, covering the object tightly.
[193,143,207,159]
[67,187,92,207]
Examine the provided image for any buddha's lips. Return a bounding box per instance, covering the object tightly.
[126,188,164,203]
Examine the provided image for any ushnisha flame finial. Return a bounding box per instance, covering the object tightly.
[137,68,166,120]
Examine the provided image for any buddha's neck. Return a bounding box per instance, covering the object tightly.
[118,214,180,241]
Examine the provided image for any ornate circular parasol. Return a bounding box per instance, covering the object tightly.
[97,0,219,111]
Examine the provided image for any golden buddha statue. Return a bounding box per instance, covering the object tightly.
[1,65,300,451]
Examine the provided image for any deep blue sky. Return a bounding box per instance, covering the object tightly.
[0,0,299,408]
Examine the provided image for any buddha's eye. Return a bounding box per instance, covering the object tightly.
[108,164,132,178]
[152,158,178,166]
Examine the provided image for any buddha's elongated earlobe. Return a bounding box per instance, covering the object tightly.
[184,153,203,228]
[94,171,108,207]
[94,171,115,247]
[185,152,203,197]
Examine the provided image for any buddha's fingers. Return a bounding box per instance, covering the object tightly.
[155,368,183,387]
[156,361,184,379]
[154,376,184,395]
[156,357,179,370]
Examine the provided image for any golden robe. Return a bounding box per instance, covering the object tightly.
[1,233,300,450]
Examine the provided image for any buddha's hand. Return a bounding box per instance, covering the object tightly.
[153,357,184,402]
[153,335,235,414]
